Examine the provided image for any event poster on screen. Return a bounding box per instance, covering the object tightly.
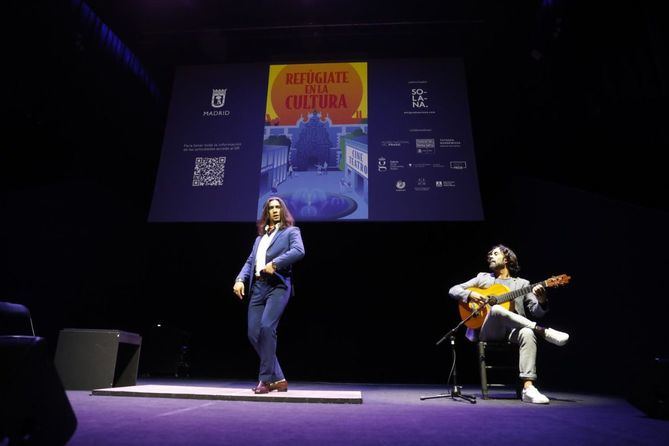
[148,59,483,222]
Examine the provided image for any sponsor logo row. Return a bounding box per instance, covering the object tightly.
[394,179,457,192]
[378,158,467,172]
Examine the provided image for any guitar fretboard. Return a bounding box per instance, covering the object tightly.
[493,281,545,304]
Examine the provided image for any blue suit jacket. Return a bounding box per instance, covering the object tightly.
[236,226,305,290]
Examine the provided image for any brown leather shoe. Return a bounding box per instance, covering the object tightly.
[252,381,270,394]
[268,379,288,392]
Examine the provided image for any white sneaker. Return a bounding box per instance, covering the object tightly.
[543,327,570,346]
[522,385,550,404]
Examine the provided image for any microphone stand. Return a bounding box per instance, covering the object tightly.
[420,305,484,404]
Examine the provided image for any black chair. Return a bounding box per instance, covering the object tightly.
[0,301,35,336]
[0,302,77,445]
[477,341,522,399]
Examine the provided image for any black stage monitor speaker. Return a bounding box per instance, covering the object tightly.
[54,329,142,390]
[0,336,77,445]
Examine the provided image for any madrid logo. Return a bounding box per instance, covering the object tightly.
[211,89,227,108]
[204,88,231,117]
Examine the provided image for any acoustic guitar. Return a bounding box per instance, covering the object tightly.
[458,274,571,329]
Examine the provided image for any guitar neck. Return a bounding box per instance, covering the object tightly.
[494,281,545,305]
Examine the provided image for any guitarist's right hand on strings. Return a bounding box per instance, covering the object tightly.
[467,291,488,309]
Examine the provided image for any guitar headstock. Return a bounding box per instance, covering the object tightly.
[545,274,571,288]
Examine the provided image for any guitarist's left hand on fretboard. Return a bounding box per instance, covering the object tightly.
[532,284,547,303]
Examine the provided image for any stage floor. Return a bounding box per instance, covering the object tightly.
[67,379,668,446]
[92,383,362,404]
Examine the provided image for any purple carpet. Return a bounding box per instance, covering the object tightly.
[65,379,668,445]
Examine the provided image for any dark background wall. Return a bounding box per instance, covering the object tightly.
[3,1,667,393]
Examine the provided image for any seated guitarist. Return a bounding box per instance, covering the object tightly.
[449,244,570,404]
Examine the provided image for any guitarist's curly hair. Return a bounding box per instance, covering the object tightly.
[490,244,521,276]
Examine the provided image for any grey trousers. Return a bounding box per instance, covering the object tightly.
[480,305,538,381]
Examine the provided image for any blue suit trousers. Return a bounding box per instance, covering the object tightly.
[247,279,291,382]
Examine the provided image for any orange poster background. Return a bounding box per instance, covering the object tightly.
[265,62,368,125]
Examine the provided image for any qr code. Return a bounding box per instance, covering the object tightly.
[192,157,226,186]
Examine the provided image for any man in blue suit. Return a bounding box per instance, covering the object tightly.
[233,197,305,394]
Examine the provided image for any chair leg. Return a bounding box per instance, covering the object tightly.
[478,341,522,399]
[478,341,489,399]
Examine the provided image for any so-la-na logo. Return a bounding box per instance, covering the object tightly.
[204,89,231,117]
[211,89,227,108]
